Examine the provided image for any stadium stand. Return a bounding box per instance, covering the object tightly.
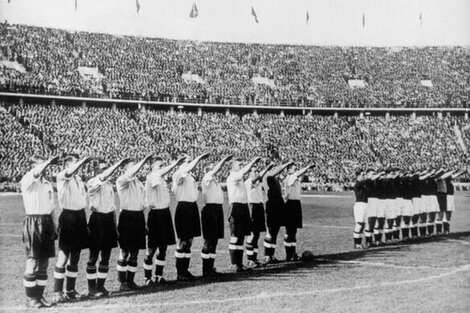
[0,101,468,192]
[1,22,469,108]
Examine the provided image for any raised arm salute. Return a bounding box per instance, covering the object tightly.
[85,158,129,298]
[263,160,294,264]
[200,155,233,277]
[226,157,262,272]
[172,153,209,281]
[245,163,274,267]
[53,153,93,303]
[115,155,152,291]
[283,163,315,260]
[21,154,60,308]
[143,156,185,285]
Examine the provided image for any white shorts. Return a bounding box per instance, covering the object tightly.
[446,195,455,212]
[365,198,378,218]
[376,199,386,218]
[412,197,424,215]
[423,195,439,213]
[384,199,397,219]
[402,199,413,216]
[353,202,367,223]
[395,198,405,216]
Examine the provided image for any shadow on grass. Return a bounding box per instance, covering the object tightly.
[66,231,470,304]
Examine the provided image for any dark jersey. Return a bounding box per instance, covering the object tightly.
[445,178,454,195]
[354,180,368,203]
[267,176,283,201]
[377,179,386,199]
[367,179,379,198]
[409,176,421,198]
[382,178,395,199]
[402,177,413,200]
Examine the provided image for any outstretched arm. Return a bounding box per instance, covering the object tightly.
[451,169,466,179]
[252,163,275,184]
[160,156,186,177]
[127,154,153,178]
[267,161,295,177]
[64,156,92,178]
[212,155,233,176]
[240,157,262,176]
[98,157,131,182]
[185,153,210,173]
[33,155,60,178]
[294,163,315,178]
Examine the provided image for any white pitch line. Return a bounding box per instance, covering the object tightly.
[0,223,21,226]
[327,259,450,270]
[445,239,470,245]
[1,264,469,312]
[302,194,351,198]
[0,234,21,238]
[303,223,351,229]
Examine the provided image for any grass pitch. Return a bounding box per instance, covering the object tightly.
[0,192,469,313]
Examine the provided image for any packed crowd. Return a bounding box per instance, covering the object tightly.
[1,101,469,191]
[1,23,469,108]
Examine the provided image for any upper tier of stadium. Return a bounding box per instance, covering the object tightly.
[1,22,469,108]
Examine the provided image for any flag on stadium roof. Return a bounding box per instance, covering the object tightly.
[362,13,365,28]
[190,3,198,18]
[306,10,309,26]
[419,12,423,28]
[251,6,259,23]
[74,0,77,11]
[136,0,140,14]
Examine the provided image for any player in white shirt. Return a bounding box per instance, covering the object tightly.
[245,164,273,268]
[85,158,129,297]
[283,163,315,261]
[226,157,261,272]
[143,156,186,285]
[21,154,60,308]
[115,155,152,291]
[172,153,209,281]
[200,155,232,277]
[53,153,92,303]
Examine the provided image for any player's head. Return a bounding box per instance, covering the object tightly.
[29,153,47,168]
[95,159,109,175]
[249,166,258,178]
[231,158,243,171]
[366,168,374,179]
[152,156,164,170]
[179,153,191,163]
[355,169,365,181]
[287,162,297,174]
[205,163,215,173]
[123,158,136,172]
[64,153,79,167]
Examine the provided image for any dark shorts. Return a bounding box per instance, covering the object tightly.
[283,200,303,229]
[174,202,201,240]
[23,214,56,259]
[117,210,146,251]
[437,193,447,212]
[201,203,224,240]
[266,198,284,228]
[250,203,266,233]
[147,208,176,247]
[58,209,89,251]
[88,211,118,251]
[229,203,251,238]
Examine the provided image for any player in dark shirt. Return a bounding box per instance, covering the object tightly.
[364,169,382,247]
[353,170,368,249]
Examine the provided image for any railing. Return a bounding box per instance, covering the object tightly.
[1,90,470,115]
[1,84,469,111]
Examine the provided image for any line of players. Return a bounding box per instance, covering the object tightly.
[352,168,465,249]
[20,152,315,308]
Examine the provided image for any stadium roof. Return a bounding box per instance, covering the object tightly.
[1,0,469,46]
